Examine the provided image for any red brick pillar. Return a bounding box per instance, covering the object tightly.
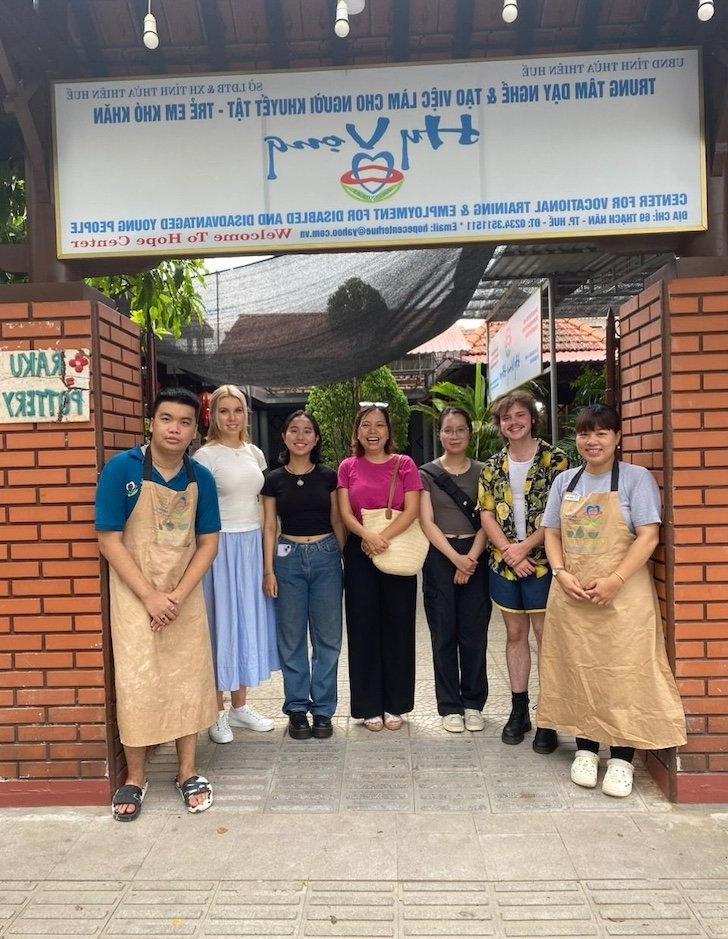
[0,284,142,806]
[620,262,728,803]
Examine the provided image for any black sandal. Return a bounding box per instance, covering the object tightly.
[111,781,148,822]
[175,774,214,814]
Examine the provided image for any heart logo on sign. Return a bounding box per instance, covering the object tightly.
[349,151,397,194]
[340,152,404,203]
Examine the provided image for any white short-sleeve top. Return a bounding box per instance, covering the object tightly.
[194,442,267,532]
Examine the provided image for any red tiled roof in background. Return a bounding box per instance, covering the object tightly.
[408,323,470,355]
[461,318,606,364]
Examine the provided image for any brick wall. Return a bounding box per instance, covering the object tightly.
[0,286,142,806]
[619,270,728,803]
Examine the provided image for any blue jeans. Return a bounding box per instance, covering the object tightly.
[274,535,343,717]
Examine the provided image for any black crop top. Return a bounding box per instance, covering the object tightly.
[261,464,337,536]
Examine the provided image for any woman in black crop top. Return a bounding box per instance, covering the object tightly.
[262,411,345,740]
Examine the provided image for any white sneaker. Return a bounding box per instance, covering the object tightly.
[570,749,599,788]
[464,708,485,732]
[208,710,233,744]
[227,704,274,732]
[602,758,634,798]
[442,713,465,733]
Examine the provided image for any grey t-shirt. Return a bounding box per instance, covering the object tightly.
[420,459,484,536]
[541,461,661,533]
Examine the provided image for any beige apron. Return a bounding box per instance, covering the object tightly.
[538,462,686,750]
[109,447,218,747]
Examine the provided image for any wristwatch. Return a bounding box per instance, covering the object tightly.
[552,567,564,577]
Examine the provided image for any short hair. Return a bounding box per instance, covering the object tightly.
[438,406,473,434]
[151,386,200,418]
[491,390,540,438]
[352,405,394,457]
[575,403,621,435]
[205,384,249,445]
[279,410,323,465]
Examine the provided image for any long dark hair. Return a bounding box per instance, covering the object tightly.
[278,410,323,465]
[352,405,394,457]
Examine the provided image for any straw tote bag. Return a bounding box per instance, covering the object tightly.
[361,456,430,577]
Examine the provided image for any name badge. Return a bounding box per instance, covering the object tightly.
[564,492,581,502]
[277,543,292,557]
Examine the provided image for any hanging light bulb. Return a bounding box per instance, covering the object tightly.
[143,0,159,49]
[335,0,350,37]
[697,0,714,20]
[502,0,518,23]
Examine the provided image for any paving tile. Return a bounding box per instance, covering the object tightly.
[8,881,124,937]
[586,880,704,936]
[304,882,396,938]
[396,814,486,880]
[479,833,576,882]
[105,880,213,937]
[493,881,598,937]
[680,879,728,937]
[401,882,495,936]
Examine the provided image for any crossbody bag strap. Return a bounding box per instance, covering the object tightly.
[385,456,401,520]
[421,462,480,531]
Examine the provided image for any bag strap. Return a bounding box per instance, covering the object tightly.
[385,456,401,519]
[421,461,480,531]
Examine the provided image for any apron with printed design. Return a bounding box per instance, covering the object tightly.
[538,463,686,750]
[109,448,218,747]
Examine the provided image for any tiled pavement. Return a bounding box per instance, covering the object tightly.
[3,603,728,937]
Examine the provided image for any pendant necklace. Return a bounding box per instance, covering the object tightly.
[285,464,315,487]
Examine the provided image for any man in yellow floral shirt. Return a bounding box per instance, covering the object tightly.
[478,391,569,753]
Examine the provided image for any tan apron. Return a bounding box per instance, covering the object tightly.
[538,462,686,750]
[109,447,218,747]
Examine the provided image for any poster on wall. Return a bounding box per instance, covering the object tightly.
[52,48,705,258]
[0,349,91,423]
[488,290,543,400]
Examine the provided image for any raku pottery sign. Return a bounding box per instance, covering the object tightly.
[0,349,91,423]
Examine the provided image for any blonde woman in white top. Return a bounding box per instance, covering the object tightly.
[194,385,278,742]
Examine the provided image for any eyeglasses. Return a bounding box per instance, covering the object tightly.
[441,428,469,437]
[358,401,389,408]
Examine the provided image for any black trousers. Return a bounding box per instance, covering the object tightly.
[343,534,417,718]
[422,538,491,716]
[576,737,635,763]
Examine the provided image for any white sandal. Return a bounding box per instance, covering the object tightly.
[363,716,383,732]
[570,750,599,788]
[602,758,634,798]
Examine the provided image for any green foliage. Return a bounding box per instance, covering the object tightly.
[0,159,27,285]
[89,260,207,340]
[307,366,410,467]
[413,362,502,461]
[326,276,388,330]
[558,365,607,463]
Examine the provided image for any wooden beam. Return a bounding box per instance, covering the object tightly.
[578,0,602,52]
[513,0,538,58]
[0,0,81,78]
[69,0,107,76]
[391,0,410,63]
[0,244,30,274]
[637,0,671,47]
[452,0,474,61]
[264,0,290,70]
[198,0,228,72]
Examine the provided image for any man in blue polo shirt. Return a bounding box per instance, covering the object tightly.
[96,387,221,821]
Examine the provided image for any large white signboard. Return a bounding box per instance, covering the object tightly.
[0,349,91,423]
[488,290,543,400]
[52,49,705,258]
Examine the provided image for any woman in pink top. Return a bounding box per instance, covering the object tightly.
[337,405,423,731]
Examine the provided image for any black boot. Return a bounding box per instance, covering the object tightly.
[501,693,531,745]
[311,715,333,739]
[532,727,558,754]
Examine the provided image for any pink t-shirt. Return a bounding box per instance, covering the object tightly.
[337,455,423,523]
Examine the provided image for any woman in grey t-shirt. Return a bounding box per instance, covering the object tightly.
[419,408,491,733]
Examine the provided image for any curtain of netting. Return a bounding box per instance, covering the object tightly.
[158,246,493,386]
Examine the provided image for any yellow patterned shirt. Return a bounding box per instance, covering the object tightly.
[478,439,570,581]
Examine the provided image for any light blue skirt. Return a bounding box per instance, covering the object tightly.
[203,529,279,690]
